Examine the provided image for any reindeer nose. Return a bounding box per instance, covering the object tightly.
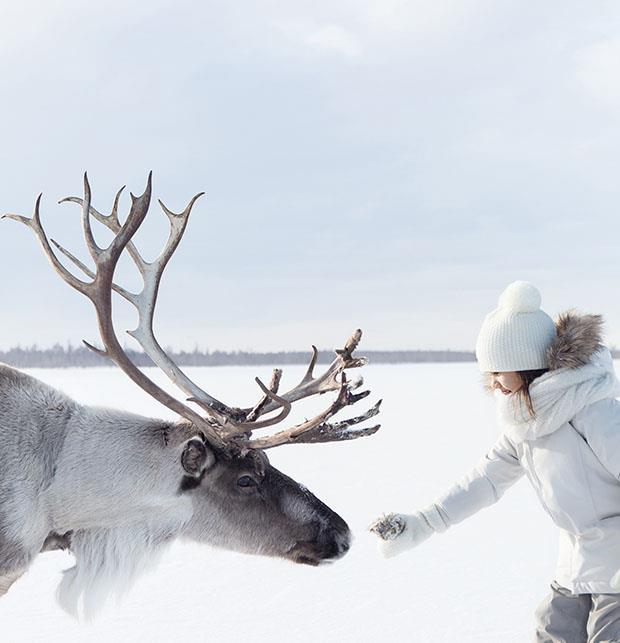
[335,530,351,556]
[317,524,351,560]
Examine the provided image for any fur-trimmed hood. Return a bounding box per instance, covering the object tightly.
[496,310,620,441]
[546,310,605,371]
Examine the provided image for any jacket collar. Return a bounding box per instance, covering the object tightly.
[546,310,605,371]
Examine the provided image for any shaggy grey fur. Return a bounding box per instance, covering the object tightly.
[547,311,605,371]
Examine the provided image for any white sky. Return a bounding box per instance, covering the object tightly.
[1,0,620,352]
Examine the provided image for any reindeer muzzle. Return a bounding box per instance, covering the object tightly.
[288,523,352,566]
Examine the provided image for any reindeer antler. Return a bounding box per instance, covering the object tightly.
[55,183,291,433]
[4,175,381,450]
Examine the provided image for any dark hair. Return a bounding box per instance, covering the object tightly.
[515,369,548,417]
[483,368,548,418]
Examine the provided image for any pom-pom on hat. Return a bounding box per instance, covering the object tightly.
[475,281,557,373]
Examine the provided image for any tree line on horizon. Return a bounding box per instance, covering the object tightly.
[2,344,618,369]
[1,343,477,368]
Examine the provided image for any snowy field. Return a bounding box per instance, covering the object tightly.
[0,361,572,642]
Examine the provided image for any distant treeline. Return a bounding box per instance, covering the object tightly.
[1,344,477,368]
[2,345,618,368]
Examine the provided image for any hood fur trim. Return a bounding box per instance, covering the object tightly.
[546,310,605,371]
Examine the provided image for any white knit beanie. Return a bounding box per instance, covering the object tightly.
[475,281,557,372]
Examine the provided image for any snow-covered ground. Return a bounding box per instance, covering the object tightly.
[1,362,566,642]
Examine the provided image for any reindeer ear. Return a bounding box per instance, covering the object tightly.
[181,437,210,476]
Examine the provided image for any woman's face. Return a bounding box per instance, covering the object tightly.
[490,371,523,395]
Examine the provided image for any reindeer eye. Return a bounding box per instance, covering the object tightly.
[237,475,258,488]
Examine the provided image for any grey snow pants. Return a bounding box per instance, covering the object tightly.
[534,581,620,643]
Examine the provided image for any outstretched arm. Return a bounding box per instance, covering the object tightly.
[370,433,524,557]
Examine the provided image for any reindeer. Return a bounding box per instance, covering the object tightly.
[0,174,381,616]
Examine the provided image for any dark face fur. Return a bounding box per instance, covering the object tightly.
[179,436,351,566]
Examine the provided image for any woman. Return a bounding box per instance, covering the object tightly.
[370,280,620,642]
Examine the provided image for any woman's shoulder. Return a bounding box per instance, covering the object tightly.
[572,397,620,431]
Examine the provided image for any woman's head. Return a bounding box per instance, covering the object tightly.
[475,281,557,418]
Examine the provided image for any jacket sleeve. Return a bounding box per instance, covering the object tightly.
[571,397,620,479]
[432,433,525,527]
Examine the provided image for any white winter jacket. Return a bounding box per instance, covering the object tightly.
[433,312,620,594]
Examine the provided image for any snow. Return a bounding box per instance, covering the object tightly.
[0,362,568,642]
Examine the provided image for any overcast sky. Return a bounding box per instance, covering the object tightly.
[1,0,620,352]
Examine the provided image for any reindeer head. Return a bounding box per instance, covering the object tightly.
[4,174,381,567]
[178,438,350,565]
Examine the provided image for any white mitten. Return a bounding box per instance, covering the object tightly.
[369,504,448,558]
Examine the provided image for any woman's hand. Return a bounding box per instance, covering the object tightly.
[369,505,448,558]
[368,513,407,541]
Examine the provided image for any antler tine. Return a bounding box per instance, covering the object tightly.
[299,346,318,385]
[81,173,104,262]
[245,369,282,422]
[109,184,124,225]
[3,195,90,295]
